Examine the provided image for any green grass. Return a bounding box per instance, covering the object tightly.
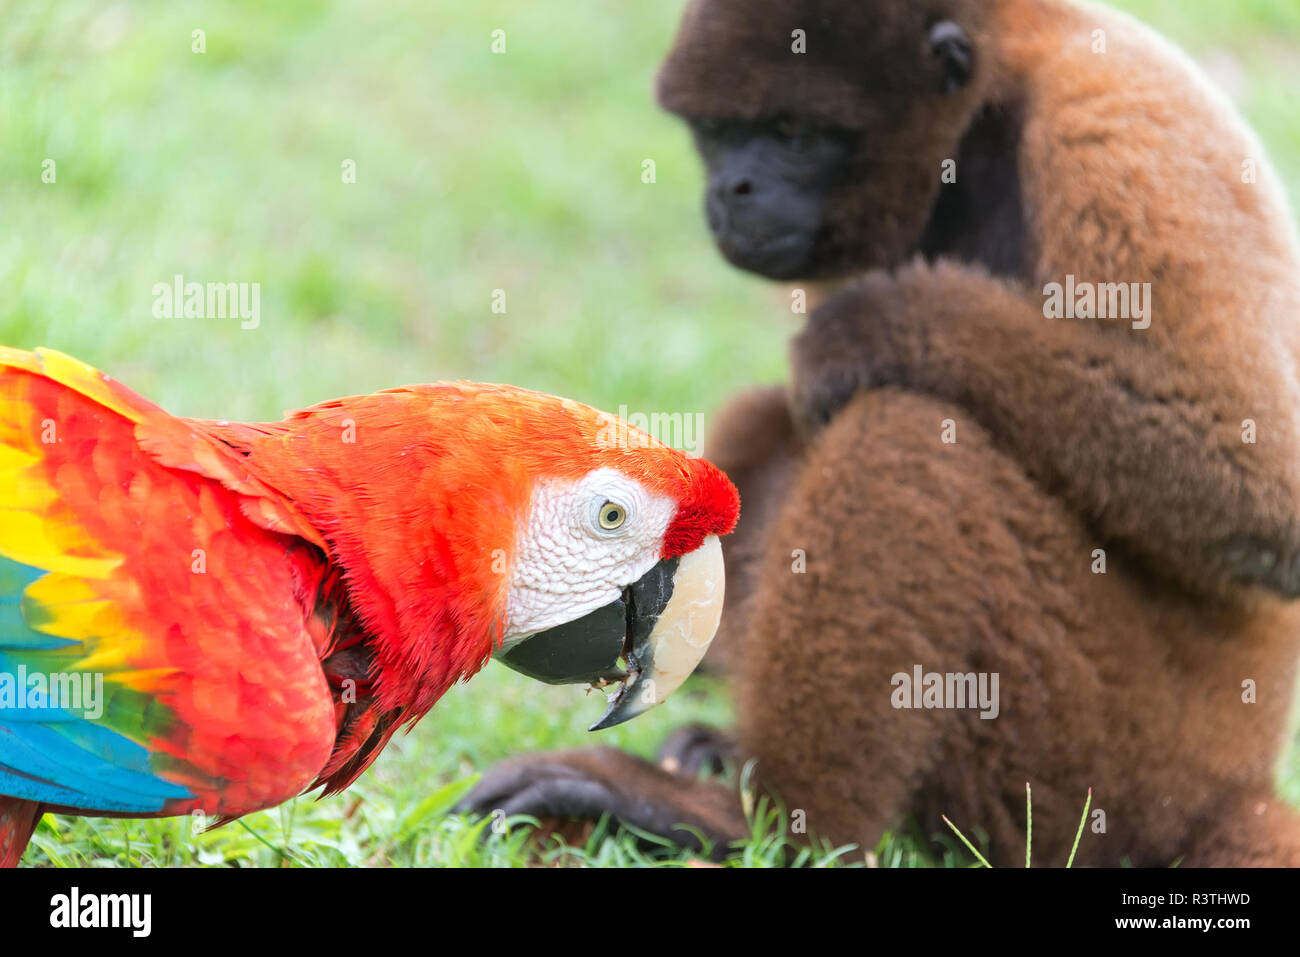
[3,0,1299,866]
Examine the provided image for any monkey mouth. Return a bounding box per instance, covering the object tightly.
[716,231,821,280]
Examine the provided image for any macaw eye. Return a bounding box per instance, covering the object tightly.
[598,501,627,530]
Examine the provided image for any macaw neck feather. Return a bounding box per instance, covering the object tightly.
[194,397,512,723]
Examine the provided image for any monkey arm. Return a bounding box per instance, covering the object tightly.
[789,260,1300,597]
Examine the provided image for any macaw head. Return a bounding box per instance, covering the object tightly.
[493,434,738,729]
[249,383,740,730]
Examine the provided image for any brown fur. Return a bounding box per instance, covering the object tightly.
[458,0,1300,865]
[725,386,1300,866]
[688,385,804,674]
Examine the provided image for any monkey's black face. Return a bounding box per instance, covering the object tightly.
[692,119,858,280]
[661,1,987,280]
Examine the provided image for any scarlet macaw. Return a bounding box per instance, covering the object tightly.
[0,348,738,865]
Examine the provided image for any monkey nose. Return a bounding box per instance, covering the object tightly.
[716,175,753,199]
[708,179,753,235]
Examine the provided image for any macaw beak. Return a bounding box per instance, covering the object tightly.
[495,535,725,730]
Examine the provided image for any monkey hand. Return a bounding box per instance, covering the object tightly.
[453,746,747,858]
[789,270,923,437]
[654,723,737,777]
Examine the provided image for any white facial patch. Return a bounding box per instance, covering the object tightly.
[501,467,677,645]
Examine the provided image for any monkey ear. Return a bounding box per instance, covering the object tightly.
[928,20,974,94]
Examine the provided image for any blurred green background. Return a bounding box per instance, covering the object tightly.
[2,0,1298,865]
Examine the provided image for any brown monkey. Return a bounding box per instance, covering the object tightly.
[459,0,1300,866]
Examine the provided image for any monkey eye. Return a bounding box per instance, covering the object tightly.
[771,117,814,149]
[693,117,731,139]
